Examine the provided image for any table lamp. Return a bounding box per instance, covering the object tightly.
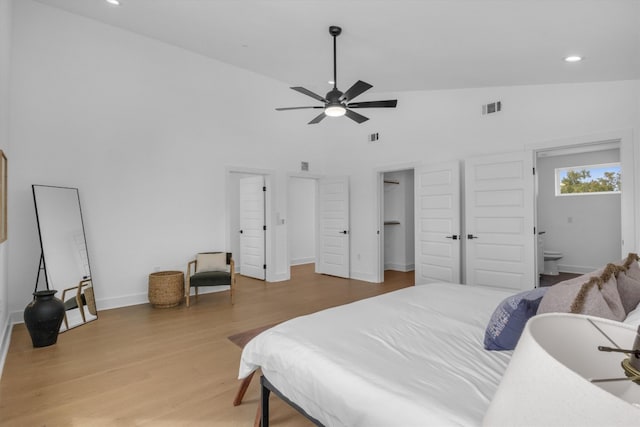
[484,313,640,426]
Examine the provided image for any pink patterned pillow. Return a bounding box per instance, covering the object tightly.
[538,264,625,321]
[616,253,640,314]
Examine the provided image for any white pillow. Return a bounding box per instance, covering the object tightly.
[624,302,640,326]
[196,253,227,273]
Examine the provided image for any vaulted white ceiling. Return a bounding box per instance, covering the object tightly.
[33,0,640,97]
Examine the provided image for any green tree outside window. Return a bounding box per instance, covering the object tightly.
[558,165,621,195]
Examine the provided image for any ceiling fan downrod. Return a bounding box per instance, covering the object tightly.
[329,26,341,91]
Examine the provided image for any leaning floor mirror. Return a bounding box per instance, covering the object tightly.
[32,185,97,331]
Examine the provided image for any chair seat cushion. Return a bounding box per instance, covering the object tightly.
[190,271,231,288]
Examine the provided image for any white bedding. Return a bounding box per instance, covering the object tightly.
[239,283,515,427]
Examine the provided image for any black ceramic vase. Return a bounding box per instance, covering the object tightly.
[23,290,65,348]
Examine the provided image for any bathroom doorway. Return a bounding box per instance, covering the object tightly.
[535,141,622,281]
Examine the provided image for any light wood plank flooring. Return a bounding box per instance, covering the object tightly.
[0,264,413,426]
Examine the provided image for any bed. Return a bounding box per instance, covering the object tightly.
[238,282,517,426]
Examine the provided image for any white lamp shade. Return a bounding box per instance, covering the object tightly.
[484,313,640,426]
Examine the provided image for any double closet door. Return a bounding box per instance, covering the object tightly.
[415,151,535,292]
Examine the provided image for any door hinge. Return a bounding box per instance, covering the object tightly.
[263,264,266,270]
[263,225,266,231]
[532,167,536,175]
[263,186,266,192]
[534,226,536,234]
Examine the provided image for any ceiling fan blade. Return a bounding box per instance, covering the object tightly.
[341,80,373,102]
[348,100,398,109]
[344,109,369,124]
[291,87,327,103]
[308,112,326,124]
[276,106,324,111]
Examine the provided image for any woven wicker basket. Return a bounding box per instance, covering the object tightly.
[148,271,184,308]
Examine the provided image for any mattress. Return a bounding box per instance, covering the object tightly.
[239,283,516,426]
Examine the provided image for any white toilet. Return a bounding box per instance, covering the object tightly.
[543,250,563,276]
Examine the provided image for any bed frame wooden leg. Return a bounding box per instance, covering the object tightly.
[253,403,261,427]
[233,371,255,406]
[260,375,270,427]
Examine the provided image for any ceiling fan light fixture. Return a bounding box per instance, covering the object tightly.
[564,55,582,62]
[275,25,397,124]
[325,105,346,117]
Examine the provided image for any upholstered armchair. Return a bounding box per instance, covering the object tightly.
[185,252,235,307]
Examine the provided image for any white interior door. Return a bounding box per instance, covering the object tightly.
[316,177,350,278]
[239,175,265,280]
[465,151,535,291]
[414,161,461,284]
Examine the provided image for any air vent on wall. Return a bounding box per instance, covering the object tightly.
[482,101,502,115]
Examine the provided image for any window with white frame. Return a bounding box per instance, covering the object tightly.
[555,162,621,196]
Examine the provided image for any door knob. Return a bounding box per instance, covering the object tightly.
[445,235,459,240]
[467,234,478,239]
[340,230,349,234]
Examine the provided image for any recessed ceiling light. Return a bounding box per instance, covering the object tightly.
[564,55,583,63]
[328,80,335,85]
[105,0,121,6]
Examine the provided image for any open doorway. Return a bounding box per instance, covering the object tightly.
[535,141,621,284]
[376,168,415,282]
[288,176,317,270]
[226,168,274,282]
[530,129,636,288]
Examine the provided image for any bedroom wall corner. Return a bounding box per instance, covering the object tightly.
[0,0,13,377]
[7,0,327,316]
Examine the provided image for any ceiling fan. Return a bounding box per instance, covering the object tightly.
[276,26,398,125]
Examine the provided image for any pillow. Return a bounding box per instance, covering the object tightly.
[484,287,548,351]
[195,253,227,273]
[616,253,640,314]
[537,264,625,321]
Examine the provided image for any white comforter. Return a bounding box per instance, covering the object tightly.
[239,283,515,426]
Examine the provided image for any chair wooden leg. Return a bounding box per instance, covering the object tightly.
[233,371,255,406]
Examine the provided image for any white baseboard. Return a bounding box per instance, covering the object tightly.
[557,264,596,275]
[384,263,415,272]
[290,257,315,266]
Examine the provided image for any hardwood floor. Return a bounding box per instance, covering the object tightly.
[0,264,413,426]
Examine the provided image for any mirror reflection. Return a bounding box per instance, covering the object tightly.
[32,185,97,331]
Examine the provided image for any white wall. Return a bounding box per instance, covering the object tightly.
[537,149,621,273]
[288,177,315,265]
[319,81,640,281]
[0,0,12,374]
[5,1,640,321]
[7,0,327,317]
